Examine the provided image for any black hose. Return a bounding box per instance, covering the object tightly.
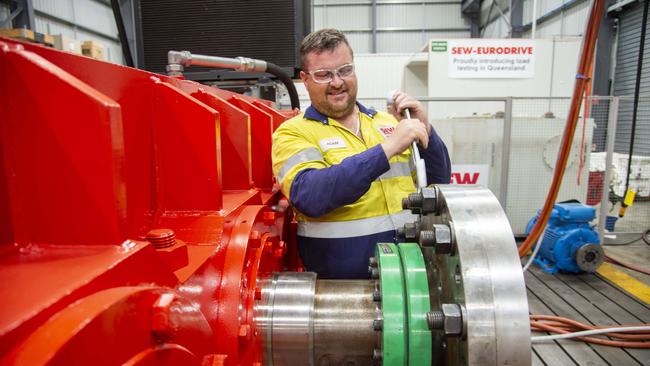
[623,0,648,195]
[266,62,300,110]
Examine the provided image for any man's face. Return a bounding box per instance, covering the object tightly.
[300,44,358,119]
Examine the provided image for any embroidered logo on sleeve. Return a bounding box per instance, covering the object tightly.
[318,137,347,152]
[376,125,395,138]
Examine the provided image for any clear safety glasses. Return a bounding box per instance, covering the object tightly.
[306,63,355,84]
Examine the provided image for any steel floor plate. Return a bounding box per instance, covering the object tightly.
[526,266,650,365]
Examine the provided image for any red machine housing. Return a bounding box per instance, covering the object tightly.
[0,37,299,366]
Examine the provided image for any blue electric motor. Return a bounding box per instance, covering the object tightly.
[525,202,604,274]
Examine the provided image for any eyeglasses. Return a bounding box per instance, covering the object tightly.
[306,63,355,84]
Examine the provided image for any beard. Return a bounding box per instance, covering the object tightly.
[313,85,357,119]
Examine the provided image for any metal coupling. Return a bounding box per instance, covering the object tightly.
[418,224,454,254]
[236,56,267,72]
[427,303,464,337]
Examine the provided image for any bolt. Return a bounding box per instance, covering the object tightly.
[254,287,262,300]
[151,293,177,341]
[372,349,383,361]
[146,228,176,249]
[442,303,463,336]
[263,211,276,226]
[419,229,436,247]
[249,230,261,248]
[418,224,454,254]
[369,267,380,279]
[427,310,444,330]
[238,324,251,341]
[202,354,228,366]
[373,289,381,301]
[368,256,378,267]
[373,318,383,331]
[402,192,423,213]
[402,221,421,241]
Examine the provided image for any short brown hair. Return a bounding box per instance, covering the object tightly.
[300,28,353,69]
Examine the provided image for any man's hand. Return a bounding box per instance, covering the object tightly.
[381,119,429,159]
[387,91,431,134]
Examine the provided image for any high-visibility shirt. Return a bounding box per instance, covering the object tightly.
[272,102,451,278]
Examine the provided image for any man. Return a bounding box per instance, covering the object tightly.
[272,28,451,279]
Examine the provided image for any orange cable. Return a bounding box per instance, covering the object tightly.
[519,0,606,257]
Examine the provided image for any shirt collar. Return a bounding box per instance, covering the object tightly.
[304,101,378,125]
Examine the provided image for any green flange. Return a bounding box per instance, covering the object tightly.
[377,243,407,366]
[399,243,433,366]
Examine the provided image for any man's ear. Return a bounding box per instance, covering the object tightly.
[299,70,309,83]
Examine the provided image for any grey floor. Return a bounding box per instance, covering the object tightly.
[527,267,650,366]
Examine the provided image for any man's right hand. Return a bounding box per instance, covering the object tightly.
[381,118,429,159]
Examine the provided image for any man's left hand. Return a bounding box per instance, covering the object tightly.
[387,91,431,134]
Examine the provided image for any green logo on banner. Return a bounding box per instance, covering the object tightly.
[431,41,447,52]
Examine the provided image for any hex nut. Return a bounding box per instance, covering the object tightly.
[420,187,439,214]
[433,224,453,254]
[441,303,463,336]
[402,221,421,241]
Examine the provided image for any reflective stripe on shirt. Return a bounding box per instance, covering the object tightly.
[278,147,323,183]
[378,161,413,180]
[297,210,418,238]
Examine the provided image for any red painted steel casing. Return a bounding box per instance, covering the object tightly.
[0,38,300,366]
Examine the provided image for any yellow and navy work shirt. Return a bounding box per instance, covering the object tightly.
[272,102,450,278]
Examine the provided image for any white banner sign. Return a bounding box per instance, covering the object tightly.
[450,164,490,187]
[445,39,535,78]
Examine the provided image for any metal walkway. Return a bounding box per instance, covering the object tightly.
[526,266,650,365]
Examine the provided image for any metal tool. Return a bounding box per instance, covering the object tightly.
[387,91,427,188]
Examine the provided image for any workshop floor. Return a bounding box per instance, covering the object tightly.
[527,266,650,366]
[524,200,650,365]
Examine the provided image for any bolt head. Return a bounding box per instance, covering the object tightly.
[373,318,383,331]
[373,289,381,302]
[263,211,276,226]
[370,267,380,279]
[238,324,251,340]
[368,256,378,267]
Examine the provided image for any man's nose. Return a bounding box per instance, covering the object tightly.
[329,73,344,87]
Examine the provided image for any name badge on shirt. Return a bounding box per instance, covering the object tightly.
[376,125,395,138]
[319,137,347,152]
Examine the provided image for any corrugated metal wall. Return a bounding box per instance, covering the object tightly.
[313,0,470,53]
[29,0,122,64]
[0,3,9,22]
[481,0,590,38]
[613,2,650,156]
